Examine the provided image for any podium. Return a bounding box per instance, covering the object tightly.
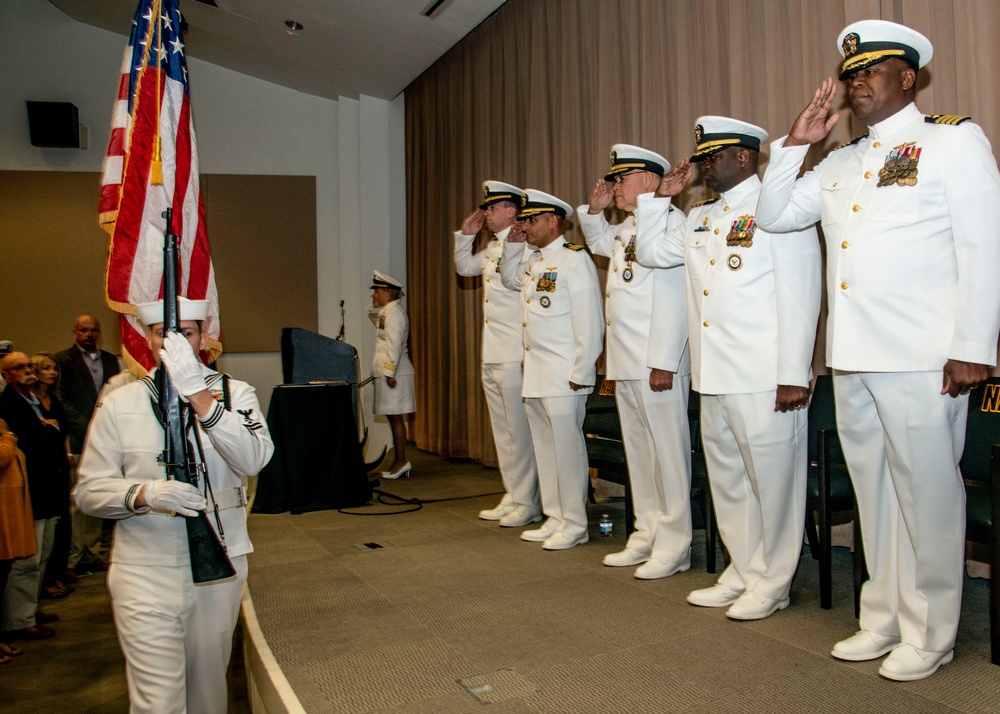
[252,384,371,514]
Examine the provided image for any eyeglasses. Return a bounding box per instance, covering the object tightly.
[612,171,643,184]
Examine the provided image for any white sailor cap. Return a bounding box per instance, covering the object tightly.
[837,20,932,80]
[480,181,524,210]
[605,144,671,181]
[371,270,404,292]
[0,340,12,354]
[691,116,769,162]
[517,189,573,220]
[136,297,209,327]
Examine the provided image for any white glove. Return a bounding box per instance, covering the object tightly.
[143,479,207,516]
[160,332,206,399]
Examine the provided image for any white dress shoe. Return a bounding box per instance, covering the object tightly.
[542,531,589,550]
[686,583,744,607]
[725,591,789,620]
[831,630,902,662]
[878,644,953,681]
[602,548,650,567]
[520,519,559,542]
[381,462,412,479]
[479,501,516,521]
[499,504,542,527]
[634,557,690,579]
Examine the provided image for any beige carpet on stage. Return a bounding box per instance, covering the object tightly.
[245,449,998,714]
[5,448,996,712]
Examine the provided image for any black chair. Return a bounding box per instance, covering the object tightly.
[583,378,634,537]
[688,391,722,573]
[805,374,865,612]
[960,378,1000,664]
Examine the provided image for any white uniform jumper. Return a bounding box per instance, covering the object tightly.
[75,367,273,714]
[577,206,693,564]
[454,226,539,511]
[500,236,604,540]
[757,103,1000,653]
[635,175,821,601]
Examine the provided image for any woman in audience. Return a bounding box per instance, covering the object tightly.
[29,354,73,601]
[0,417,37,663]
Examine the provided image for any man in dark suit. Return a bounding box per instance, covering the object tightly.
[55,315,120,574]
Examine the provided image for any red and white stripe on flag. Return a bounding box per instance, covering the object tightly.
[99,0,221,374]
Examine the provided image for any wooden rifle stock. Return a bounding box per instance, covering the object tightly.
[159,208,235,584]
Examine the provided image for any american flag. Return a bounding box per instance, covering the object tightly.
[99,0,221,373]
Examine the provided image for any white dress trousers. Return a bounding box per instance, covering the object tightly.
[108,556,248,714]
[834,370,967,652]
[455,228,538,509]
[700,391,808,600]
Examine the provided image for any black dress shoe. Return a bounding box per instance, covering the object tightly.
[12,625,55,640]
[35,611,60,625]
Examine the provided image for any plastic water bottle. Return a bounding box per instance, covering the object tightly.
[599,514,613,537]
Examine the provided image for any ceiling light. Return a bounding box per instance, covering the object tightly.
[284,20,303,31]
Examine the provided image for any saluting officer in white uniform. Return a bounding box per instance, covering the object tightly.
[369,271,416,479]
[756,20,1000,680]
[635,117,821,620]
[74,297,274,714]
[499,190,604,550]
[454,181,541,526]
[577,145,693,578]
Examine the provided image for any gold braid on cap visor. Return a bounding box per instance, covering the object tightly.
[518,206,560,217]
[692,137,742,157]
[841,48,907,75]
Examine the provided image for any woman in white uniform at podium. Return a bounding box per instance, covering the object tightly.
[369,271,415,479]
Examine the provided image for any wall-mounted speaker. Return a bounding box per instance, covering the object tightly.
[26,101,80,148]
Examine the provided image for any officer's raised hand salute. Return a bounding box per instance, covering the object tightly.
[784,77,841,147]
[654,158,694,198]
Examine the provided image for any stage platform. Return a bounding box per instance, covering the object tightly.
[245,449,998,713]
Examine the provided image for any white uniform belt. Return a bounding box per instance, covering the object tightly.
[210,487,246,511]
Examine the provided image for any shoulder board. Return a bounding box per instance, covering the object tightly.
[564,243,586,251]
[691,198,718,207]
[925,114,971,125]
[833,134,868,151]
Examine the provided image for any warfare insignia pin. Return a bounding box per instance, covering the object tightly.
[877,141,921,187]
[842,32,859,56]
[540,295,551,308]
[727,254,743,271]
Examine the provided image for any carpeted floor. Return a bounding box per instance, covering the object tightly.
[5,447,996,712]
[246,449,999,713]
